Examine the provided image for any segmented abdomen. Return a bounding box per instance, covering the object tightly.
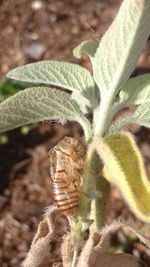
[49,137,86,215]
[52,176,80,213]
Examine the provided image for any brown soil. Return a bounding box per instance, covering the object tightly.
[0,0,150,266]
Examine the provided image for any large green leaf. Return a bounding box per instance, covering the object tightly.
[0,87,82,133]
[93,132,150,222]
[7,60,96,110]
[92,0,150,96]
[119,74,150,106]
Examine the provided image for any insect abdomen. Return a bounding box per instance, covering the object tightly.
[52,176,79,213]
[49,137,86,215]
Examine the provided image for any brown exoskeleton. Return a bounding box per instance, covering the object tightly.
[48,137,86,215]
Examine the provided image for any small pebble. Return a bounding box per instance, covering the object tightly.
[31,0,43,10]
[24,42,46,60]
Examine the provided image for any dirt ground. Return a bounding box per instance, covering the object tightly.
[0,0,150,266]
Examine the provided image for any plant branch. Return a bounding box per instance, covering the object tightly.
[71,246,78,267]
[94,94,116,136]
[90,174,110,230]
[77,116,92,143]
[78,139,110,230]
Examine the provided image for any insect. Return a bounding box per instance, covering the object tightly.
[48,137,86,215]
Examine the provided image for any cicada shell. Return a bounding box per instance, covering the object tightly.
[48,137,86,215]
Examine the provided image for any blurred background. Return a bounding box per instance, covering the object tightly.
[0,0,150,266]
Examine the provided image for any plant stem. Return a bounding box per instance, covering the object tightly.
[78,140,109,228]
[94,94,115,136]
[90,173,109,230]
[78,116,92,143]
[78,94,116,230]
[71,247,78,267]
[78,146,97,220]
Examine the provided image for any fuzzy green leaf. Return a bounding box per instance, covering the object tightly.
[93,132,150,222]
[110,102,150,133]
[0,87,81,133]
[133,103,150,128]
[92,0,150,96]
[7,61,96,110]
[73,40,99,60]
[119,74,150,106]
[109,116,135,133]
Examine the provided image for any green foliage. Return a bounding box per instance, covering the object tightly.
[73,40,99,60]
[74,1,150,103]
[0,78,27,102]
[119,74,150,106]
[111,102,150,133]
[95,132,150,222]
[109,116,135,133]
[0,87,82,133]
[92,0,150,97]
[7,60,97,111]
[1,0,150,226]
[110,74,150,132]
[133,103,150,128]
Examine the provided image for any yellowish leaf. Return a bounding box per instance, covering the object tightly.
[93,132,150,222]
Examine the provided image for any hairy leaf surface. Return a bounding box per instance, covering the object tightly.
[94,132,150,222]
[73,40,99,60]
[109,116,135,133]
[119,74,150,106]
[133,103,150,128]
[7,61,96,109]
[92,0,150,95]
[110,102,150,133]
[0,87,81,133]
